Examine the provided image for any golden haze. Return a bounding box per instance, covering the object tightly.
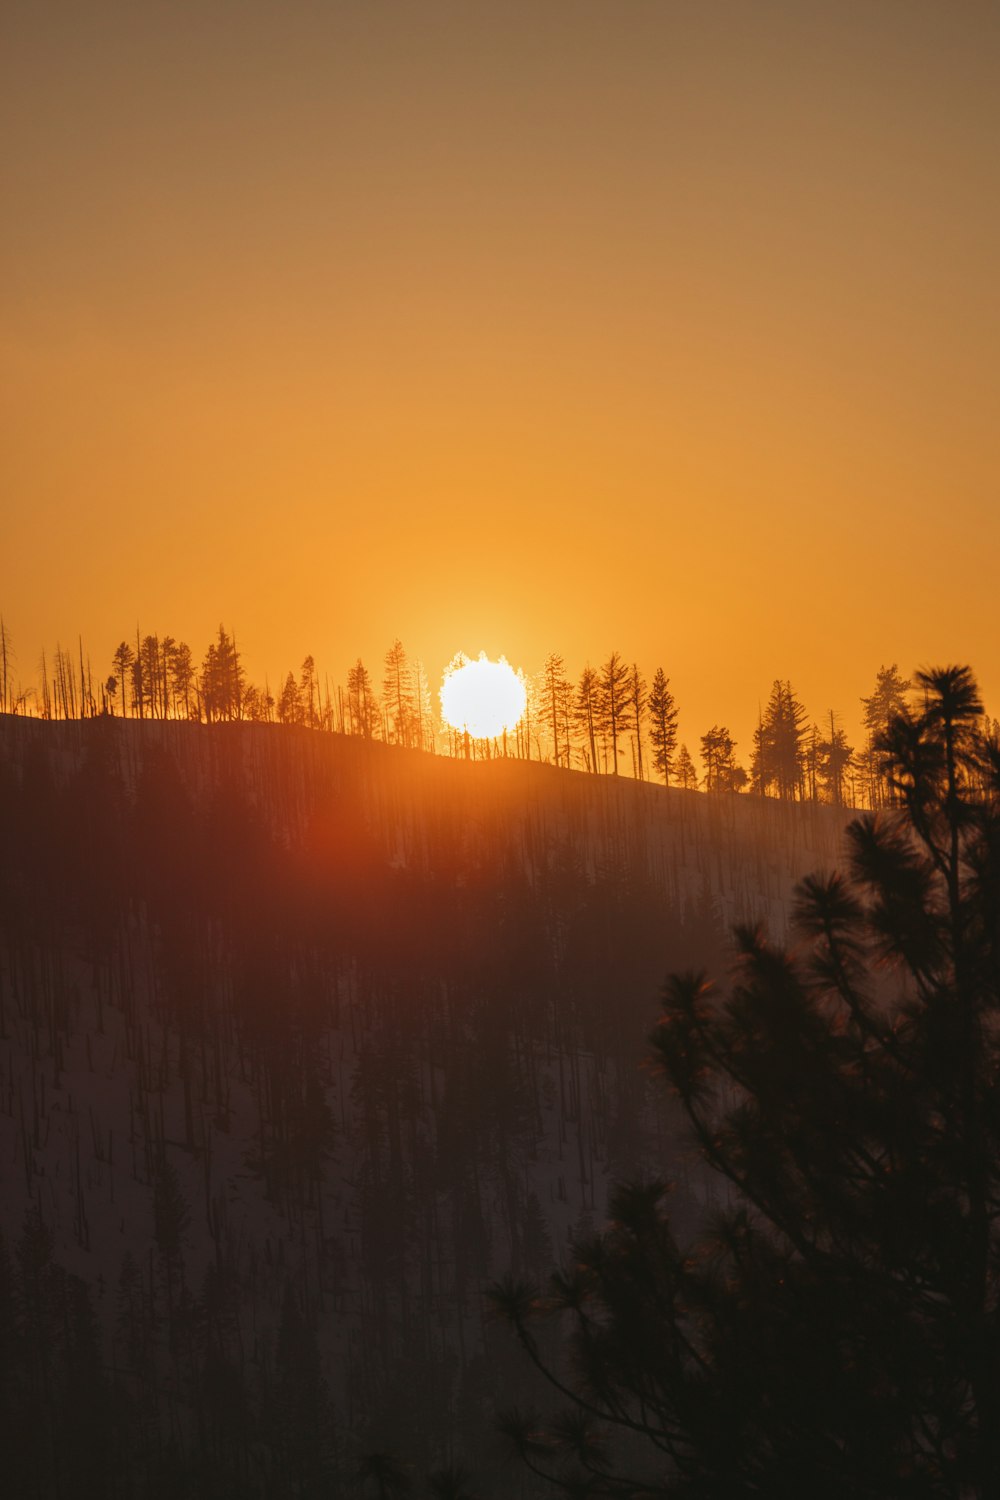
[2,2,998,753]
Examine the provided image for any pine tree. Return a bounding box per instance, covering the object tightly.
[574,666,600,773]
[111,641,135,719]
[300,654,319,727]
[169,641,195,719]
[39,647,51,718]
[674,743,698,790]
[382,639,413,746]
[647,668,679,786]
[200,626,245,722]
[628,663,647,781]
[277,671,304,725]
[597,651,630,775]
[861,663,912,807]
[816,710,854,806]
[542,652,570,767]
[137,635,161,718]
[700,725,745,793]
[752,679,808,799]
[159,636,177,717]
[347,658,379,738]
[493,665,1000,1499]
[0,617,11,714]
[411,658,435,752]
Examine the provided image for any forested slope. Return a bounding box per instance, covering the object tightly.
[0,717,850,1495]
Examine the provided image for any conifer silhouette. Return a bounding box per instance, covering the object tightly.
[492,666,1000,1497]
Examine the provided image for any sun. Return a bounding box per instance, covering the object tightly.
[439,652,527,739]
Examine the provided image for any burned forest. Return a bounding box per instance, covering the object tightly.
[0,715,850,1494]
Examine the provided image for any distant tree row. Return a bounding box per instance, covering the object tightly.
[101,629,440,751]
[2,616,994,810]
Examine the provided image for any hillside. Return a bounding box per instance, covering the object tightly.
[0,717,852,1495]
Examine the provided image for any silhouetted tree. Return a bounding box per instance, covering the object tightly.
[598,651,630,775]
[542,652,570,768]
[348,658,379,739]
[137,634,161,718]
[647,668,678,786]
[752,679,808,799]
[816,710,854,806]
[575,666,600,773]
[700,725,745,793]
[628,663,647,780]
[493,665,1000,1498]
[299,654,319,728]
[861,663,912,807]
[159,635,177,716]
[131,628,145,719]
[170,640,195,718]
[412,658,435,751]
[111,641,135,719]
[243,680,273,722]
[674,742,698,790]
[0,617,11,713]
[200,625,245,721]
[278,671,304,725]
[53,643,77,718]
[383,639,413,746]
[39,647,51,718]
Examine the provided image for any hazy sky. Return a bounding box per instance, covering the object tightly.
[3,0,998,753]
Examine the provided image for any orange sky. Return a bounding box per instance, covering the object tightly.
[3,1,998,757]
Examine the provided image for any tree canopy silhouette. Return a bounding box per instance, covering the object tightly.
[492,665,1000,1498]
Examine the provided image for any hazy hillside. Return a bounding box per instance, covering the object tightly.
[0,717,851,1495]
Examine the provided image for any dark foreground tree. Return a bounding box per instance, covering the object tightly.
[492,665,1000,1498]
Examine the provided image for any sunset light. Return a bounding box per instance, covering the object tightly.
[439,652,527,739]
[5,2,1000,1490]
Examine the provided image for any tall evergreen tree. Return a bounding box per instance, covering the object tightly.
[0,617,11,714]
[647,668,679,786]
[674,742,698,790]
[542,652,570,768]
[700,725,745,793]
[299,654,319,728]
[751,679,808,799]
[493,665,1000,1499]
[628,663,647,781]
[861,663,912,807]
[159,636,177,717]
[348,658,379,739]
[411,658,435,752]
[382,639,413,746]
[574,666,600,773]
[137,635,162,719]
[597,651,630,775]
[111,641,135,719]
[277,671,304,725]
[200,626,245,722]
[816,710,854,806]
[169,640,195,719]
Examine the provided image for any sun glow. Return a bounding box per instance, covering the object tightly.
[439,653,527,739]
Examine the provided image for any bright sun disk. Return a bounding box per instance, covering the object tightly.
[439,653,527,739]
